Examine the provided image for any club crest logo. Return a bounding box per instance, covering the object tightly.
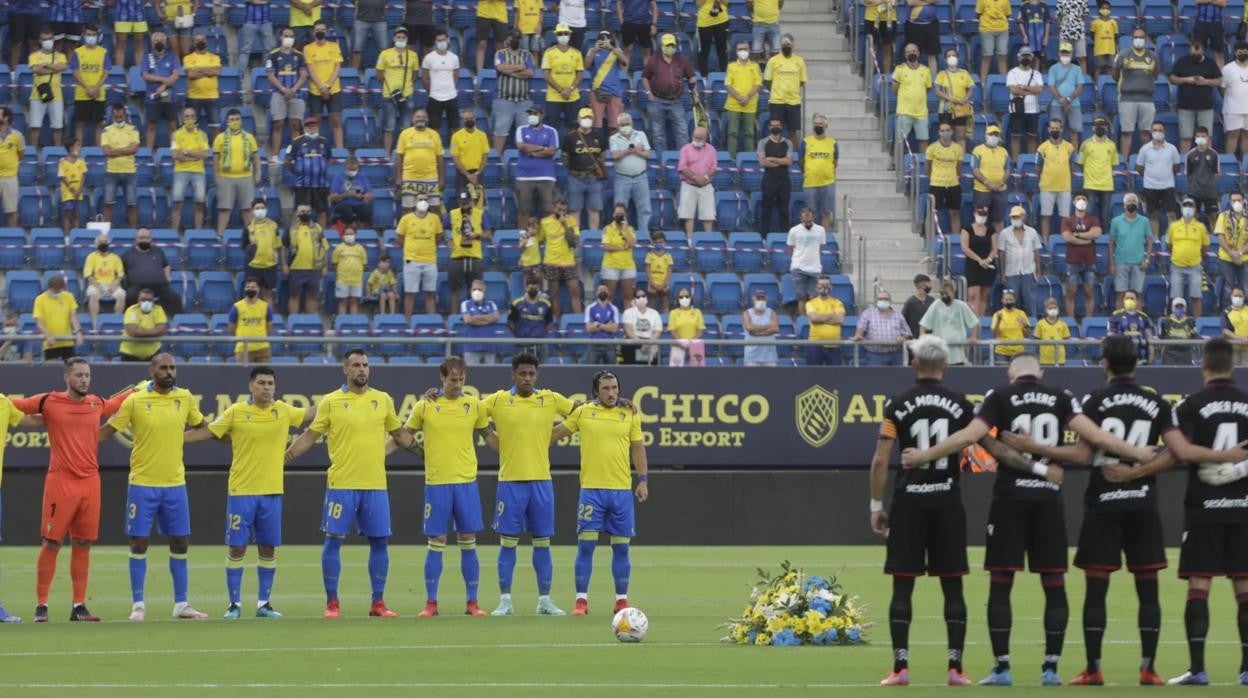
[795,385,839,448]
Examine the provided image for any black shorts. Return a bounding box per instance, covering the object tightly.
[74,100,105,125]
[905,20,940,57]
[939,113,970,128]
[769,103,802,133]
[405,23,438,52]
[622,21,653,50]
[1142,188,1176,217]
[448,256,482,291]
[245,265,278,290]
[10,12,43,45]
[294,187,330,214]
[43,346,75,361]
[308,93,341,116]
[49,21,82,42]
[1178,519,1248,579]
[1194,20,1226,55]
[863,21,896,50]
[476,17,510,43]
[984,497,1069,574]
[884,500,969,577]
[930,185,961,212]
[144,100,180,125]
[1073,507,1168,573]
[1007,112,1039,139]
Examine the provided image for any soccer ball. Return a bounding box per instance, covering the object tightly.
[611,607,648,643]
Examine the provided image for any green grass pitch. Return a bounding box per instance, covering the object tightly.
[0,544,1246,696]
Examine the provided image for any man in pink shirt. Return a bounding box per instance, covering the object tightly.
[677,126,717,234]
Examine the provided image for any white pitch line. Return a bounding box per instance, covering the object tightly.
[9,681,1248,690]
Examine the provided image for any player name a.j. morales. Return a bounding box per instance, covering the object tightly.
[894,395,965,421]
[1202,495,1248,509]
[1197,401,1248,419]
[1096,393,1161,418]
[1016,477,1061,491]
[904,479,954,494]
[1009,392,1057,407]
[1099,487,1149,502]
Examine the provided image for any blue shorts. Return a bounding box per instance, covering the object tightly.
[126,484,191,537]
[423,482,484,537]
[493,480,555,538]
[321,488,392,537]
[576,488,636,537]
[225,494,283,547]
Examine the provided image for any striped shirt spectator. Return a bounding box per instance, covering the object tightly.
[266,49,306,91]
[50,0,83,24]
[245,1,273,23]
[115,0,146,21]
[494,47,534,101]
[287,132,330,187]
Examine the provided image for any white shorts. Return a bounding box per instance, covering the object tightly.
[29,99,64,129]
[678,182,716,221]
[0,177,18,214]
[1039,190,1072,217]
[403,260,437,293]
[1225,112,1248,132]
[601,266,637,281]
[334,282,363,298]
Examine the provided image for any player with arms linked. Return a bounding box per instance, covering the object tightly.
[902,352,1156,686]
[1104,337,1248,686]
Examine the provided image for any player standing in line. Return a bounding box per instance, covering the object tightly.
[1105,337,1248,686]
[549,370,649,616]
[10,358,136,623]
[184,366,317,619]
[388,356,492,618]
[286,349,414,619]
[870,335,1048,687]
[479,352,574,617]
[99,353,213,621]
[0,391,45,622]
[1000,335,1248,686]
[902,353,1156,686]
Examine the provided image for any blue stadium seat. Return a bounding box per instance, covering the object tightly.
[184,230,221,271]
[495,229,522,270]
[371,190,398,229]
[0,227,27,270]
[286,313,324,356]
[715,191,750,231]
[222,229,248,269]
[580,229,604,271]
[95,313,125,355]
[727,231,764,272]
[411,313,449,358]
[1142,275,1169,317]
[373,313,410,356]
[691,231,726,270]
[829,274,855,310]
[706,272,742,313]
[170,271,199,311]
[333,313,372,351]
[198,271,236,313]
[19,188,53,228]
[31,228,66,269]
[742,273,781,307]
[170,313,211,357]
[6,271,42,313]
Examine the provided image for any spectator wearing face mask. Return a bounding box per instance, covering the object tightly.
[902,273,934,338]
[119,288,167,361]
[447,190,493,311]
[757,116,793,235]
[763,34,805,143]
[286,115,332,227]
[1167,197,1210,319]
[460,279,502,364]
[396,193,441,317]
[1108,194,1151,311]
[1158,297,1198,365]
[852,289,910,366]
[1114,29,1158,159]
[183,31,222,138]
[990,289,1030,363]
[1047,43,1084,146]
[564,107,607,229]
[367,253,398,315]
[509,275,555,360]
[1169,39,1220,154]
[1136,120,1181,239]
[1109,289,1154,364]
[451,108,491,200]
[1004,46,1043,157]
[121,228,183,313]
[1061,191,1102,319]
[33,275,83,361]
[230,277,274,364]
[171,108,211,231]
[893,43,933,153]
[971,124,1010,230]
[0,311,27,363]
[243,197,283,303]
[997,205,1042,318]
[805,276,845,366]
[1033,296,1070,366]
[421,28,461,132]
[1186,126,1220,224]
[668,288,706,366]
[1223,41,1248,160]
[918,279,979,366]
[541,24,584,132]
[1076,116,1119,225]
[83,233,126,329]
[724,41,762,157]
[540,200,581,317]
[642,33,698,153]
[71,25,111,146]
[329,156,375,227]
[375,29,418,153]
[585,283,621,365]
[678,126,717,235]
[100,103,140,227]
[622,289,664,365]
[1216,192,1248,306]
[742,289,779,366]
[787,207,827,313]
[645,231,674,313]
[284,205,329,315]
[1036,117,1074,243]
[331,226,367,315]
[960,205,998,317]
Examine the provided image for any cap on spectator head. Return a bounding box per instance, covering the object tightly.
[1182,196,1196,205]
[1172,297,1187,308]
[526,104,543,114]
[1017,46,1033,58]
[974,204,990,215]
[578,106,594,119]
[753,288,767,298]
[1093,116,1109,125]
[394,27,407,37]
[1009,205,1026,217]
[1059,41,1073,53]
[599,30,612,39]
[662,33,677,46]
[986,124,1001,135]
[459,191,472,203]
[555,22,571,33]
[304,115,320,124]
[1237,39,1248,51]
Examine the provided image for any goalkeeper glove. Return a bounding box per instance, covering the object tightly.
[1197,461,1248,486]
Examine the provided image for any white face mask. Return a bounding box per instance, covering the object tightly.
[1195,136,1208,147]
[876,300,890,310]
[1236,296,1246,308]
[282,37,295,48]
[635,297,648,309]
[41,40,53,51]
[1011,217,1024,228]
[974,214,987,225]
[678,296,691,308]
[416,200,430,213]
[140,300,154,313]
[1046,307,1059,318]
[619,125,633,136]
[1133,37,1146,49]
[1074,199,1088,211]
[84,35,98,46]
[527,114,540,126]
[1059,55,1071,65]
[579,118,593,129]
[253,208,267,219]
[985,135,1000,147]
[343,234,356,244]
[753,299,767,311]
[737,49,750,61]
[557,35,570,45]
[1182,206,1195,218]
[946,56,958,69]
[692,139,706,148]
[1151,130,1165,141]
[1235,201,1245,213]
[345,169,358,178]
[471,289,485,302]
[2,326,14,335]
[395,39,407,50]
[436,40,449,51]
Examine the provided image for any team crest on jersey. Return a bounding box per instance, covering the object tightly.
[795,385,839,448]
[371,400,378,410]
[271,409,278,418]
[462,404,471,415]
[174,400,181,410]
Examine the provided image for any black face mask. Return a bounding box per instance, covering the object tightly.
[314,30,327,40]
[245,289,258,299]
[1049,130,1062,139]
[1125,203,1139,213]
[781,46,792,56]
[598,292,609,301]
[769,126,781,135]
[97,243,109,253]
[464,119,476,129]
[922,286,932,294]
[299,212,312,222]
[195,41,207,51]
[1193,52,1204,61]
[906,53,918,63]
[153,42,165,53]
[527,288,539,298]
[941,295,953,305]
[1020,58,1032,68]
[1003,301,1015,309]
[508,38,520,49]
[137,241,151,251]
[1239,52,1248,61]
[1094,126,1107,136]
[614,214,625,223]
[813,125,825,135]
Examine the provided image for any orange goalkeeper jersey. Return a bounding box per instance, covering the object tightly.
[10,390,133,479]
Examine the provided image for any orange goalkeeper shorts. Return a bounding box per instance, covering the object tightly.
[41,473,101,542]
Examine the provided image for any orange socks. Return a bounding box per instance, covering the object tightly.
[36,545,59,605]
[71,545,90,605]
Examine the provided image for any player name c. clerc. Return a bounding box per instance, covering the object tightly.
[1009,392,1058,408]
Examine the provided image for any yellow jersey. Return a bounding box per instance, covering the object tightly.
[763,53,807,105]
[724,60,762,113]
[801,135,838,188]
[163,0,194,21]
[288,223,328,270]
[976,0,1011,32]
[210,400,306,495]
[1215,212,1248,262]
[368,268,396,296]
[449,207,487,259]
[1227,306,1248,342]
[645,250,673,288]
[397,212,441,263]
[290,0,320,26]
[172,126,209,174]
[405,395,489,485]
[1034,317,1070,366]
[0,395,26,485]
[864,0,898,23]
[183,51,221,99]
[561,403,644,490]
[120,302,167,359]
[993,308,1030,356]
[332,242,367,286]
[516,0,543,33]
[58,157,88,201]
[602,222,635,270]
[971,143,1009,192]
[477,0,508,22]
[71,45,109,101]
[925,141,963,188]
[304,40,343,96]
[891,64,932,118]
[540,216,579,266]
[100,123,140,174]
[541,47,584,103]
[83,250,124,285]
[213,130,258,178]
[396,126,444,181]
[934,69,974,117]
[481,388,574,481]
[310,387,402,490]
[668,307,705,339]
[32,290,78,350]
[108,386,205,487]
[375,47,418,97]
[247,218,282,269]
[230,298,272,354]
[29,50,68,102]
[1090,18,1119,56]
[1167,218,1210,268]
[1077,138,1119,192]
[697,0,729,27]
[752,0,781,23]
[451,128,491,171]
[0,129,24,177]
[805,295,846,342]
[1036,139,1074,193]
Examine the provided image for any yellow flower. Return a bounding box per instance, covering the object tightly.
[756,632,772,646]
[766,617,787,634]
[732,625,750,644]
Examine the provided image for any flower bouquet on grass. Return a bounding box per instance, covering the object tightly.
[723,561,871,646]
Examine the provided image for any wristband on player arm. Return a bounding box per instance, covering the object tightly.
[638,475,648,482]
[869,499,884,513]
[1031,462,1050,478]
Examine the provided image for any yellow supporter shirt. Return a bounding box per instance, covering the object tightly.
[561,403,644,490]
[668,307,705,339]
[1091,18,1119,56]
[71,45,109,102]
[172,125,210,174]
[396,126,444,181]
[213,130,258,178]
[0,396,27,484]
[163,0,194,21]
[801,135,838,188]
[247,218,282,269]
[375,47,418,97]
[33,290,78,350]
[935,69,974,116]
[540,216,579,266]
[83,250,124,285]
[0,129,25,178]
[645,250,673,288]
[763,53,807,105]
[697,0,729,27]
[891,64,932,118]
[1078,138,1119,192]
[29,50,68,102]
[925,141,963,188]
[230,298,271,354]
[477,0,508,22]
[304,40,343,96]
[976,0,1011,33]
[108,386,205,487]
[520,229,542,267]
[210,400,306,495]
[805,295,846,342]
[971,143,1008,192]
[753,0,781,23]
[724,60,762,113]
[1167,218,1210,268]
[1036,139,1074,193]
[100,123,139,174]
[288,223,328,270]
[1034,317,1070,366]
[481,388,574,481]
[1215,212,1248,262]
[451,128,491,171]
[290,0,321,26]
[1227,306,1248,342]
[516,0,543,33]
[397,212,441,263]
[541,47,584,103]
[120,302,167,359]
[58,157,88,201]
[368,268,396,296]
[183,51,221,99]
[602,222,635,270]
[310,387,401,490]
[993,308,1030,356]
[332,242,367,286]
[405,395,489,485]
[449,207,488,259]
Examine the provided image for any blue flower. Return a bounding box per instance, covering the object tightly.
[847,627,861,645]
[812,628,838,645]
[746,630,757,645]
[805,576,829,591]
[809,599,832,615]
[772,629,802,647]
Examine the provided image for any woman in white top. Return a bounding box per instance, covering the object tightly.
[996,204,1043,318]
[621,289,664,364]
[742,291,780,366]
